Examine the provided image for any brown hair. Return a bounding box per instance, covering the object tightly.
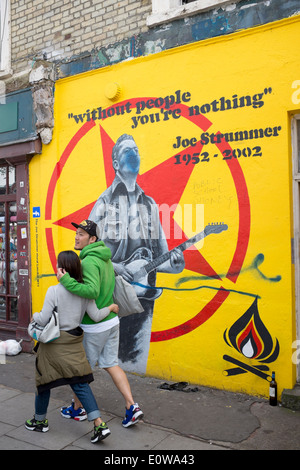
[57,250,83,283]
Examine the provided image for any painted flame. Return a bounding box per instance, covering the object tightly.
[224,297,279,363]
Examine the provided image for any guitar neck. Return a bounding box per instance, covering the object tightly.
[144,230,206,274]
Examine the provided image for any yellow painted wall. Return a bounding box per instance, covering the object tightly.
[29,16,300,398]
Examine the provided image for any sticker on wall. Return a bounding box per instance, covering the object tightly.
[33,207,40,218]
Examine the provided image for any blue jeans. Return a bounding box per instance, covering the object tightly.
[35,382,101,422]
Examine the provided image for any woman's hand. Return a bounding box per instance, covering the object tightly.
[109,303,119,314]
[57,267,66,281]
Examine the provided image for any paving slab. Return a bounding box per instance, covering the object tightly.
[1,353,300,451]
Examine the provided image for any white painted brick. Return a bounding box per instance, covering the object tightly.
[10,0,153,75]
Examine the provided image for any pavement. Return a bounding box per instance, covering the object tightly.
[0,352,300,453]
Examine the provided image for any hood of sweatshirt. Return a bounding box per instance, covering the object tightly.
[79,240,112,262]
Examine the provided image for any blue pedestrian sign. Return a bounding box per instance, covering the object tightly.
[33,207,41,218]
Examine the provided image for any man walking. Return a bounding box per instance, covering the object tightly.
[57,219,143,428]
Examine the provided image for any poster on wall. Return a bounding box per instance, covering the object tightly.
[31,18,300,396]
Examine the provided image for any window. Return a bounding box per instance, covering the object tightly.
[148,0,237,27]
[0,164,17,323]
[0,0,11,77]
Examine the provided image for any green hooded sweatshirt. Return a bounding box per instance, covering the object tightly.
[59,241,116,325]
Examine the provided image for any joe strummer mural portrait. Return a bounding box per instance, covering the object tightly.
[89,134,185,373]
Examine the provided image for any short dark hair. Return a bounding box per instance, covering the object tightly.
[112,134,136,163]
[57,250,83,283]
[71,219,100,240]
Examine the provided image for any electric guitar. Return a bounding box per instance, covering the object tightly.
[121,223,228,300]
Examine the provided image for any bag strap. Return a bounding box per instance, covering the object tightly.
[53,285,58,313]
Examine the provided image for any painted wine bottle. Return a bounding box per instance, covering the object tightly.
[269,371,277,406]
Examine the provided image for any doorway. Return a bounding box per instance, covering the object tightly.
[0,165,17,323]
[0,159,31,350]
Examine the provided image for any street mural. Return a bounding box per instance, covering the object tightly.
[30,17,300,397]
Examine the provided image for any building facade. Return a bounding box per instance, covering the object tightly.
[1,0,300,399]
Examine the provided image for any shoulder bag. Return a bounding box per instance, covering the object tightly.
[28,286,60,343]
[113,274,144,317]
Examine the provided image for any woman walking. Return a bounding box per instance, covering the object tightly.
[25,250,119,443]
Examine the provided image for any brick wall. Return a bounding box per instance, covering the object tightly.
[10,0,152,75]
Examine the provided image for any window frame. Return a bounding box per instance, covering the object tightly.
[0,0,11,78]
[147,0,238,27]
[291,114,300,382]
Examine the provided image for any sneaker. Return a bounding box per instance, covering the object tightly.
[91,422,111,443]
[61,401,87,421]
[25,417,49,433]
[122,403,144,428]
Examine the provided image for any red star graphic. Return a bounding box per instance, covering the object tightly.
[53,125,220,280]
[44,103,250,342]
